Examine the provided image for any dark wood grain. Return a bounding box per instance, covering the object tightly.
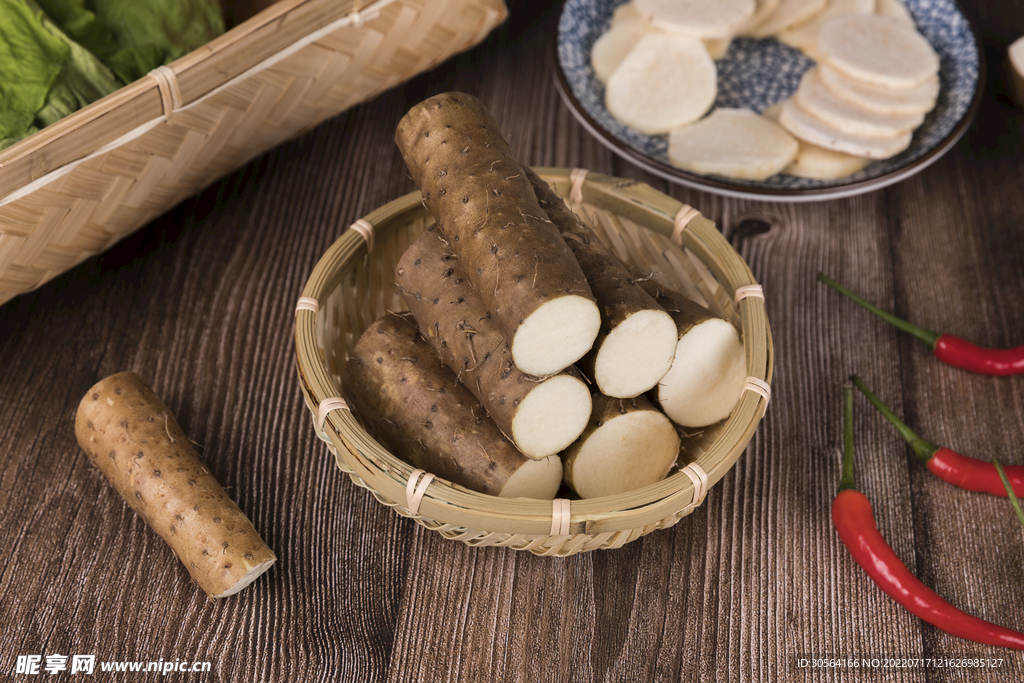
[3,1,1024,681]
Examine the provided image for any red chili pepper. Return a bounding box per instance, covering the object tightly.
[849,375,1024,497]
[833,385,1024,650]
[818,274,1024,376]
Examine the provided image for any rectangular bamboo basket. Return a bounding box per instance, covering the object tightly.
[0,0,508,307]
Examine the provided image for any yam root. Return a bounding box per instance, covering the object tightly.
[343,312,563,499]
[396,227,592,459]
[562,394,680,499]
[525,167,678,398]
[74,372,276,598]
[639,282,746,427]
[394,92,600,377]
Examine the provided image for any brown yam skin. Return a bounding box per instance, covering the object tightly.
[636,280,721,337]
[395,227,544,445]
[343,312,535,496]
[394,92,595,352]
[525,166,669,381]
[74,373,276,598]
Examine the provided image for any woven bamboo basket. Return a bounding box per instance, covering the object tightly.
[0,0,508,307]
[294,168,773,556]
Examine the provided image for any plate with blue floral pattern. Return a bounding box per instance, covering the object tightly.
[553,0,983,201]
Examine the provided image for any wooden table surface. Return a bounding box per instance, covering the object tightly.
[2,2,1024,681]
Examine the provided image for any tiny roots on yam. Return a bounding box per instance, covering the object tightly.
[74,372,276,598]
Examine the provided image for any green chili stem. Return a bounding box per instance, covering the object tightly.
[850,375,939,463]
[993,456,1024,531]
[839,384,856,492]
[817,273,941,349]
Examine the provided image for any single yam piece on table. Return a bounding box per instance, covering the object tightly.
[74,372,276,598]
[638,282,747,428]
[344,312,563,499]
[394,92,600,378]
[395,227,592,459]
[1007,36,1024,110]
[525,167,678,398]
[562,394,680,499]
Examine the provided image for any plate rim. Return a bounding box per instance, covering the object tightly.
[550,0,986,202]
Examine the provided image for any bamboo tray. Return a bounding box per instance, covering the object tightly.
[0,0,508,307]
[294,168,773,556]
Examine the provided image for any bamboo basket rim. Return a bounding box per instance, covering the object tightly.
[0,0,404,203]
[295,167,774,541]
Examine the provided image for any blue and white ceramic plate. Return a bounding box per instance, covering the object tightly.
[553,0,983,201]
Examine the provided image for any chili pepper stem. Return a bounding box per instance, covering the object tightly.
[817,274,941,349]
[993,456,1024,531]
[850,375,939,463]
[839,384,856,492]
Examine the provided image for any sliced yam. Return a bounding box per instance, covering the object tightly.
[1009,36,1024,109]
[605,33,717,135]
[779,98,912,159]
[394,93,600,378]
[562,394,680,499]
[795,67,924,138]
[735,0,782,36]
[526,168,676,398]
[610,0,645,26]
[785,139,871,178]
[704,36,733,60]
[396,229,592,459]
[746,0,827,39]
[875,0,915,27]
[818,64,939,116]
[591,13,656,83]
[667,108,799,180]
[633,0,754,39]
[344,313,563,499]
[638,284,746,428]
[776,0,876,60]
[817,14,939,89]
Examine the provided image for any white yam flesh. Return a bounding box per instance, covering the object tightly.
[668,108,798,180]
[762,99,870,178]
[1009,37,1024,109]
[735,0,782,36]
[511,374,594,458]
[512,295,602,377]
[592,309,680,398]
[605,32,717,135]
[875,0,915,27]
[816,14,939,89]
[778,98,912,159]
[746,0,827,38]
[563,396,680,499]
[591,12,655,83]
[657,318,746,428]
[817,64,939,116]
[795,68,924,137]
[499,456,565,499]
[776,0,876,60]
[633,0,755,39]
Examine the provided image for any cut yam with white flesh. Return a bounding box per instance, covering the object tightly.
[633,0,754,39]
[639,284,746,428]
[761,99,872,178]
[1009,36,1024,110]
[525,167,678,398]
[396,228,592,458]
[818,64,939,116]
[795,68,924,138]
[875,0,915,27]
[562,394,680,499]
[746,0,827,39]
[816,14,939,89]
[394,93,600,378]
[779,98,912,159]
[605,32,717,135]
[74,372,277,598]
[344,313,563,499]
[776,0,876,60]
[667,108,799,180]
[591,11,655,83]
[735,0,782,36]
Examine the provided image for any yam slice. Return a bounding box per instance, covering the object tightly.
[591,9,655,83]
[735,0,782,36]
[1008,36,1024,110]
[818,64,939,116]
[605,33,717,135]
[562,394,680,499]
[816,14,939,89]
[762,100,870,179]
[746,0,827,39]
[876,0,915,27]
[704,36,734,60]
[634,0,755,39]
[667,108,798,180]
[776,0,876,60]
[778,98,912,159]
[795,68,924,138]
